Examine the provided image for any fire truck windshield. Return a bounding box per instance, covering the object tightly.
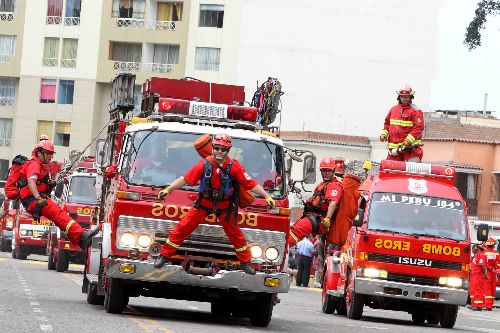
[123,130,285,198]
[67,176,98,204]
[367,192,467,241]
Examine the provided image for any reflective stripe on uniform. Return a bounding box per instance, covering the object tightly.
[485,296,494,299]
[387,139,422,149]
[65,220,75,233]
[473,300,484,304]
[405,134,416,144]
[235,243,253,252]
[390,119,413,127]
[165,238,180,249]
[381,129,389,136]
[290,231,299,243]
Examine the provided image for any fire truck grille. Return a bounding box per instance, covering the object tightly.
[117,215,286,264]
[386,273,439,286]
[368,253,462,271]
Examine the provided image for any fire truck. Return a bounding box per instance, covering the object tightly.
[47,164,99,272]
[11,206,51,260]
[0,199,16,252]
[321,160,487,329]
[82,74,314,327]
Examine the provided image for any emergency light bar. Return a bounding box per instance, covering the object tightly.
[380,160,455,177]
[158,97,258,123]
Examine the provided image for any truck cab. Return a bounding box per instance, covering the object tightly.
[323,160,472,328]
[0,199,16,252]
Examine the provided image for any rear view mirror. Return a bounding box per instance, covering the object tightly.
[95,139,110,168]
[54,182,64,199]
[477,223,489,242]
[353,208,364,227]
[303,155,316,184]
[284,155,292,177]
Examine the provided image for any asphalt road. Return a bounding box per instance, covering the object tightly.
[1,252,500,333]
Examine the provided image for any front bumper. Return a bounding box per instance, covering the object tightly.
[106,257,290,293]
[355,277,468,305]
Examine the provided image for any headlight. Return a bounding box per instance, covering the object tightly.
[265,247,279,261]
[6,221,13,228]
[20,229,27,236]
[362,268,388,279]
[250,245,263,259]
[137,234,153,248]
[119,231,135,247]
[439,276,463,288]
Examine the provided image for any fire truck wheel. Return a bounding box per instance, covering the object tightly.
[15,246,27,260]
[346,271,364,320]
[87,282,105,305]
[336,299,347,315]
[411,310,426,325]
[321,274,335,314]
[0,236,6,252]
[11,246,17,259]
[104,277,129,314]
[47,251,56,270]
[426,310,440,325]
[439,304,458,329]
[250,293,273,327]
[210,300,231,317]
[56,250,69,272]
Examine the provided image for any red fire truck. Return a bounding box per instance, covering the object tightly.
[47,167,99,272]
[11,206,51,260]
[0,199,16,252]
[82,74,313,327]
[322,160,485,329]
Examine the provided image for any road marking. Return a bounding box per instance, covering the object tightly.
[126,316,155,333]
[187,305,198,310]
[347,324,388,330]
[0,258,7,262]
[455,326,500,333]
[128,306,176,333]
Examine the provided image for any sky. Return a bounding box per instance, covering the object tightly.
[430,0,500,116]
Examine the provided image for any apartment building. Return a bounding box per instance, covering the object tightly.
[0,0,242,180]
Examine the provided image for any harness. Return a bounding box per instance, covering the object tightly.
[305,181,331,214]
[194,159,240,224]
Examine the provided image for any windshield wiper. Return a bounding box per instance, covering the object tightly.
[369,228,406,235]
[409,233,461,242]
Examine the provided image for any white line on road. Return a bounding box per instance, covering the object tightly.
[187,305,198,310]
[455,326,500,333]
[347,324,388,330]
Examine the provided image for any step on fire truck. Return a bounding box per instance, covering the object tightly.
[47,159,99,272]
[322,160,489,329]
[11,205,51,260]
[82,74,314,327]
[0,199,16,252]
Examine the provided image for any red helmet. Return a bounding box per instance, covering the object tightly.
[319,157,336,171]
[397,84,415,96]
[334,157,346,174]
[212,133,232,148]
[485,237,496,246]
[36,140,56,154]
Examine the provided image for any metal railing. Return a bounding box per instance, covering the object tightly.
[116,18,144,28]
[143,63,172,73]
[42,58,59,67]
[64,17,80,26]
[46,16,62,24]
[112,61,140,71]
[0,138,11,147]
[60,59,76,68]
[0,54,10,63]
[0,97,14,106]
[0,12,13,21]
[145,20,176,30]
[476,207,500,222]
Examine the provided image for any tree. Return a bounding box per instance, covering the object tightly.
[464,0,500,50]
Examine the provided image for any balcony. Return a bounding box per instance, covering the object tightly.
[0,12,13,21]
[145,20,176,30]
[42,58,59,67]
[143,63,172,73]
[115,18,176,31]
[113,61,141,71]
[0,54,10,63]
[0,97,14,106]
[60,59,76,68]
[46,16,62,25]
[115,18,144,28]
[64,17,80,26]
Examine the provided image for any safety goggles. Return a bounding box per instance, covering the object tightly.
[213,145,230,152]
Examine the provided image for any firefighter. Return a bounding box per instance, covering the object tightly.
[288,157,343,247]
[469,244,488,311]
[379,84,424,162]
[18,141,98,249]
[154,133,276,274]
[483,237,499,311]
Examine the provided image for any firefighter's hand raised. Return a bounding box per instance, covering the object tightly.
[402,140,410,148]
[265,195,275,208]
[321,216,331,229]
[158,188,171,200]
[379,134,387,142]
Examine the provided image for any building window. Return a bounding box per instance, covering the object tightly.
[199,4,224,28]
[0,159,8,180]
[54,122,71,147]
[0,0,15,12]
[0,118,12,147]
[195,47,220,71]
[157,2,183,21]
[58,80,74,104]
[40,79,57,103]
[43,37,60,67]
[112,0,146,19]
[0,35,16,63]
[153,44,179,64]
[0,77,16,106]
[64,0,81,25]
[455,172,479,215]
[493,172,500,202]
[61,39,78,68]
[46,0,63,24]
[37,121,53,144]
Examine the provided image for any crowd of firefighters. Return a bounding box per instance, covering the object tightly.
[470,238,500,311]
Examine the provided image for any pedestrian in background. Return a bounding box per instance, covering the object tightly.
[296,235,314,287]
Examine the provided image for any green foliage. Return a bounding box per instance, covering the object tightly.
[464,0,500,50]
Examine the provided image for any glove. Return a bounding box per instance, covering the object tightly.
[322,217,331,229]
[36,198,48,208]
[265,195,275,208]
[158,188,171,200]
[402,140,410,147]
[379,134,387,142]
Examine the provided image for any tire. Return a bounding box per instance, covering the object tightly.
[11,246,17,259]
[321,274,335,314]
[87,282,105,305]
[47,250,56,270]
[0,236,6,252]
[440,304,458,329]
[16,246,27,260]
[250,293,273,327]
[346,271,364,320]
[336,299,347,315]
[104,277,129,314]
[211,300,231,317]
[56,250,69,272]
[411,310,426,325]
[427,310,440,325]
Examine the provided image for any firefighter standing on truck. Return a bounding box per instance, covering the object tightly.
[288,157,343,247]
[469,244,488,311]
[379,84,424,162]
[18,141,98,249]
[154,133,276,274]
[483,237,499,311]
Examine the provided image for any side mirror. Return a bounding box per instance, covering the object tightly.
[353,208,364,227]
[477,223,489,242]
[54,182,64,199]
[104,164,119,179]
[284,155,292,177]
[95,139,110,168]
[302,155,316,184]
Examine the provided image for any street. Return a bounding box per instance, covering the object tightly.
[0,253,499,333]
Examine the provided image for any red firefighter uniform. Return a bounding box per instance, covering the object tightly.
[288,179,343,247]
[381,103,424,161]
[470,249,487,309]
[159,157,258,263]
[484,239,499,310]
[19,156,86,246]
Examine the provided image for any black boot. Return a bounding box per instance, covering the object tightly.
[240,262,256,275]
[78,227,99,250]
[154,254,168,269]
